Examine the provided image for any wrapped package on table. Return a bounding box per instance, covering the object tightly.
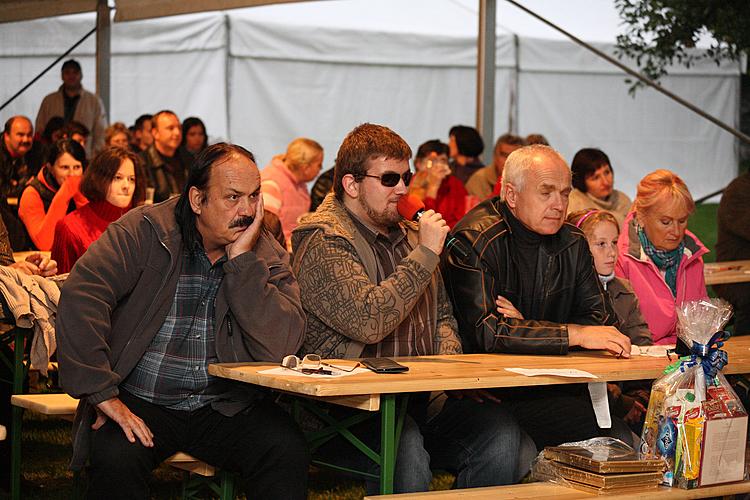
[639,298,747,489]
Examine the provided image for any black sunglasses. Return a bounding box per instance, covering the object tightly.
[362,171,413,187]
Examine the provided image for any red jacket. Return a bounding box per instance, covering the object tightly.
[18,169,87,250]
[423,175,468,229]
[51,200,130,274]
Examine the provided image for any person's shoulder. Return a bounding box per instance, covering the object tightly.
[723,172,750,198]
[81,87,105,105]
[451,197,507,251]
[566,188,590,207]
[609,276,636,296]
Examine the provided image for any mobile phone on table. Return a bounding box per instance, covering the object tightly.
[361,357,409,374]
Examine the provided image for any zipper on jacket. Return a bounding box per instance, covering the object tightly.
[115,214,174,368]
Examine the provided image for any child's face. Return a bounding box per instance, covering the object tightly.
[588,221,619,276]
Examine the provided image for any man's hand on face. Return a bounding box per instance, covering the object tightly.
[417,209,449,256]
[225,195,265,261]
[567,324,632,358]
[93,397,154,447]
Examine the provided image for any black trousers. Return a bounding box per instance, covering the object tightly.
[87,390,309,500]
[501,385,634,450]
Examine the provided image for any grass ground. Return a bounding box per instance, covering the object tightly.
[688,203,719,264]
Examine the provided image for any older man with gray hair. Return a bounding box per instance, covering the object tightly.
[443,144,632,450]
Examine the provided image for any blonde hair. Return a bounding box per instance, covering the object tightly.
[634,169,695,219]
[566,209,619,238]
[285,137,323,174]
[105,122,131,146]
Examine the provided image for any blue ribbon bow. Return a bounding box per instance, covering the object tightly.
[688,330,731,379]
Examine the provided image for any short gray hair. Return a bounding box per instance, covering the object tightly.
[500,144,569,200]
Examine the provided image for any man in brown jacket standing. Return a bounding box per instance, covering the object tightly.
[57,143,309,499]
[292,123,529,494]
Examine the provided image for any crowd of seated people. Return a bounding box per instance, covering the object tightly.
[1,64,747,497]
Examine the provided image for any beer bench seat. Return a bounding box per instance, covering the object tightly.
[364,480,750,499]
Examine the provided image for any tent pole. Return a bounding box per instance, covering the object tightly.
[510,33,519,134]
[477,0,496,159]
[96,0,111,122]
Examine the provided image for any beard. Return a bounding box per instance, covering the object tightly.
[358,190,401,228]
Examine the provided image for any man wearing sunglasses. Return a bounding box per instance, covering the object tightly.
[291,123,526,493]
[56,143,309,499]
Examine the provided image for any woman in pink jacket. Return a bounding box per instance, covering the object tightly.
[616,169,708,345]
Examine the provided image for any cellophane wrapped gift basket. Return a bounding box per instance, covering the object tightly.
[639,299,747,488]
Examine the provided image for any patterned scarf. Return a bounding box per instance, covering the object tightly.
[638,226,684,297]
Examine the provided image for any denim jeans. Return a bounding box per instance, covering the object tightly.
[315,395,527,494]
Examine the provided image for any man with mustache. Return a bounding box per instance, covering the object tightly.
[292,123,528,494]
[1,115,38,249]
[443,144,632,450]
[57,143,309,499]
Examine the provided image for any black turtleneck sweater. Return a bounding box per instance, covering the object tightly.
[500,202,559,320]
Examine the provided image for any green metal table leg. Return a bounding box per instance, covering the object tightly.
[379,394,396,495]
[11,328,25,500]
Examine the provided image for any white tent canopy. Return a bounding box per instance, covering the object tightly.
[0,0,740,199]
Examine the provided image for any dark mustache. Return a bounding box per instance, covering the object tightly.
[228,215,254,229]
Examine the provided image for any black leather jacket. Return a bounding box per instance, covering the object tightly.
[443,198,617,355]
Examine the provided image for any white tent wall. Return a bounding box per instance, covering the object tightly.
[516,38,740,198]
[0,4,740,200]
[227,15,514,168]
[0,12,229,140]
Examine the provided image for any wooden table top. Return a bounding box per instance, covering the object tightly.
[209,336,750,403]
[704,260,750,285]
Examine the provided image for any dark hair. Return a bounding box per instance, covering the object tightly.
[61,59,81,73]
[180,117,208,151]
[134,114,153,132]
[333,123,412,201]
[571,148,613,192]
[449,125,483,157]
[42,116,65,143]
[46,138,86,167]
[151,110,178,130]
[415,139,449,160]
[174,143,256,249]
[494,133,525,155]
[525,133,549,146]
[62,120,90,139]
[3,115,31,135]
[80,147,146,205]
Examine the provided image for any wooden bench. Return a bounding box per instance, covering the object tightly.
[10,393,236,499]
[364,480,750,499]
